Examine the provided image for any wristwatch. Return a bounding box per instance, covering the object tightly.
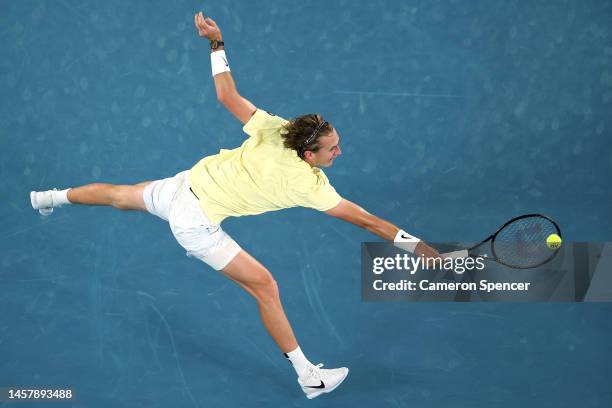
[210,40,224,50]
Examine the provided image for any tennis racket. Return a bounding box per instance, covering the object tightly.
[443,214,562,269]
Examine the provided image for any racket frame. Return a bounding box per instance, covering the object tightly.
[467,213,562,269]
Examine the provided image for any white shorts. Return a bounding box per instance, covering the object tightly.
[143,170,241,270]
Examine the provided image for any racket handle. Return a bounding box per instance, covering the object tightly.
[441,249,469,259]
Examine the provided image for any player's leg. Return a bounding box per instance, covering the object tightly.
[221,250,349,399]
[30,181,152,214]
[221,249,298,353]
[67,181,152,210]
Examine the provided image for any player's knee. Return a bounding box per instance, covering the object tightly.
[251,272,280,304]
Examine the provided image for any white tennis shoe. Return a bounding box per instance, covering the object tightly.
[30,189,57,216]
[298,363,349,399]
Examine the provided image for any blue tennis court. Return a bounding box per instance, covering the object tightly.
[1,0,611,406]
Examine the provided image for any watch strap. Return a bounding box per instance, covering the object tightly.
[210,40,224,50]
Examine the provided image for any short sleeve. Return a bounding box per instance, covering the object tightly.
[243,109,288,139]
[290,171,343,211]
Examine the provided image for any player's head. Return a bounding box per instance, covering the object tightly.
[281,114,342,167]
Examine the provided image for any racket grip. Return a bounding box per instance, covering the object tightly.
[441,249,469,259]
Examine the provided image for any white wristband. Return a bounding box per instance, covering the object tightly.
[393,229,421,253]
[211,50,230,76]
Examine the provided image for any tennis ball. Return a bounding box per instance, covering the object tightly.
[546,234,562,250]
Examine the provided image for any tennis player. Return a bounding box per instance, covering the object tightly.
[30,11,442,399]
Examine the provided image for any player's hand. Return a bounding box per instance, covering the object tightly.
[414,241,443,261]
[194,11,222,41]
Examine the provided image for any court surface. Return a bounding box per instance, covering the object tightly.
[1,1,611,406]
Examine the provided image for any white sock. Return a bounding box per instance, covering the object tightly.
[284,346,314,377]
[52,188,72,206]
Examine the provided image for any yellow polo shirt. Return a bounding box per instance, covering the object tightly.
[189,109,342,225]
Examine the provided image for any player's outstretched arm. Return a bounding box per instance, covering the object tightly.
[325,198,442,259]
[194,11,256,124]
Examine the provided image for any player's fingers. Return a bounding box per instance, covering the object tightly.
[194,12,218,37]
[197,12,206,27]
[197,14,212,35]
[200,14,212,25]
[432,249,443,260]
[202,18,215,29]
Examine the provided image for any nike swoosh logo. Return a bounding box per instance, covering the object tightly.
[305,380,325,389]
[221,56,229,67]
[400,234,412,239]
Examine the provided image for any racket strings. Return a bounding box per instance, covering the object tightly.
[493,216,559,268]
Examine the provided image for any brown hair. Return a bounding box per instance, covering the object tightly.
[281,114,333,159]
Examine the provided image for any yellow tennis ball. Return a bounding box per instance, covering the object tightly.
[546,234,562,250]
